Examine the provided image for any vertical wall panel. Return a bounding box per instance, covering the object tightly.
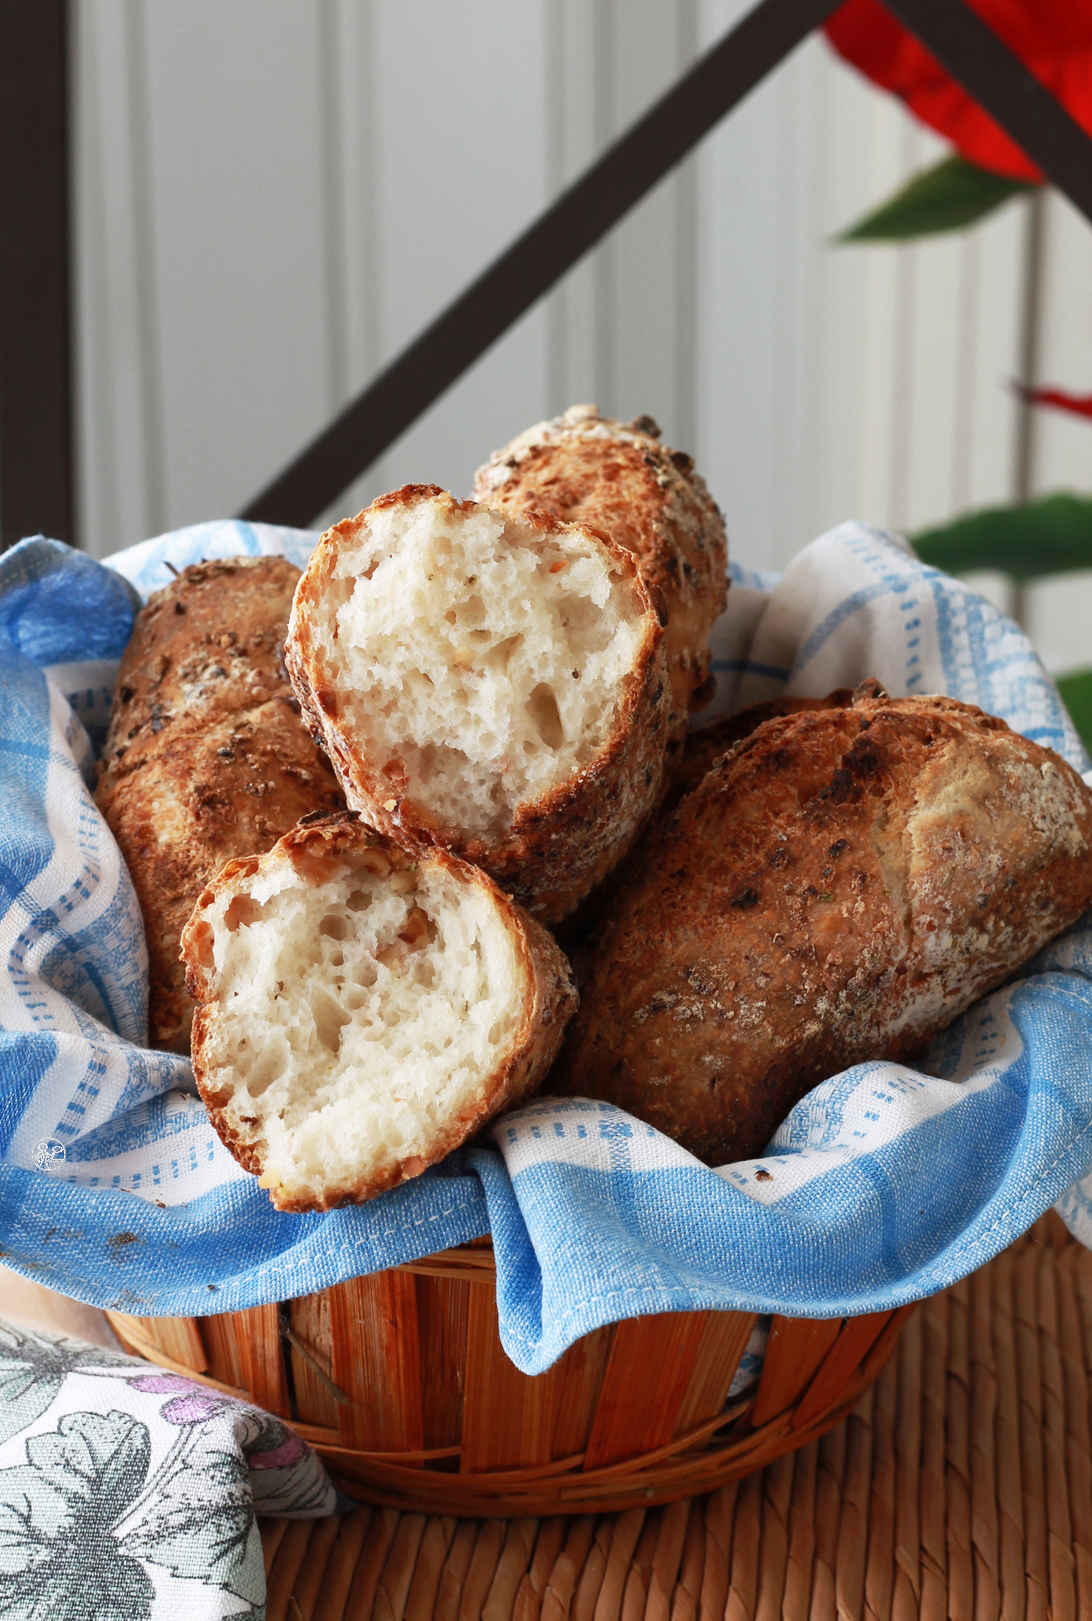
[74,0,164,556]
[1031,194,1092,497]
[692,7,1035,573]
[1022,186,1092,671]
[696,0,789,572]
[71,0,1092,686]
[542,0,607,419]
[76,0,334,553]
[325,0,381,479]
[905,232,963,532]
[963,202,1026,514]
[317,0,551,525]
[603,0,697,443]
[851,100,915,539]
[144,0,331,535]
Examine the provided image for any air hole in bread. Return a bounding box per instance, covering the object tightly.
[527,684,563,749]
[244,1042,287,1098]
[226,895,264,932]
[310,986,350,1055]
[486,633,521,668]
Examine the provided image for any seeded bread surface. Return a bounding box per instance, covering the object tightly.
[474,405,728,748]
[667,690,856,811]
[96,557,344,1051]
[552,683,1092,1164]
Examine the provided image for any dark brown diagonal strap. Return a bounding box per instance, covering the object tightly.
[239,0,841,529]
[0,0,71,551]
[883,0,1092,223]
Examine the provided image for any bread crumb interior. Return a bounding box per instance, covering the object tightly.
[199,852,523,1203]
[324,500,644,834]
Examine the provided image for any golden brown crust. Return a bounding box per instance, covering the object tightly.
[474,406,728,746]
[551,684,1092,1164]
[182,811,578,1211]
[557,690,859,954]
[96,557,344,1051]
[668,690,856,810]
[285,484,670,925]
[99,556,303,743]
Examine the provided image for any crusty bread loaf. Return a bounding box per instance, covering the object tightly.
[667,691,855,811]
[181,811,577,1211]
[286,484,669,924]
[96,557,344,1051]
[474,405,728,747]
[552,682,1092,1165]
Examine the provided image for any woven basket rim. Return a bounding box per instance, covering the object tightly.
[106,1243,915,1517]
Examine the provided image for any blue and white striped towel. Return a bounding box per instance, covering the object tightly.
[3,517,1092,1376]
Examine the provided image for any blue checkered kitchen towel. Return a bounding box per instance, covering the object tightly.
[3,517,1092,1377]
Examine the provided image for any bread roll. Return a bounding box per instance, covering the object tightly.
[552,683,1092,1164]
[474,405,728,747]
[96,557,344,1052]
[286,484,669,924]
[181,811,577,1211]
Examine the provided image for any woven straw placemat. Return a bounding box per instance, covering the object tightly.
[259,1212,1091,1621]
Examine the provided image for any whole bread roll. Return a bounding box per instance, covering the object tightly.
[181,811,577,1211]
[552,682,1092,1164]
[286,484,669,924]
[96,557,344,1052]
[474,405,728,748]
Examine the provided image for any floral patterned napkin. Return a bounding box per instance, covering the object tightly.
[0,1321,338,1619]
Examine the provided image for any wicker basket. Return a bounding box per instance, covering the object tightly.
[106,1241,914,1516]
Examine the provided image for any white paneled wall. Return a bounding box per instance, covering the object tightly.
[73,0,1092,669]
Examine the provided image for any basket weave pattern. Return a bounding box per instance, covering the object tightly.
[253,1214,1091,1621]
[107,1241,910,1515]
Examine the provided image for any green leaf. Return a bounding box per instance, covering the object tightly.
[0,1324,140,1449]
[24,1411,150,1518]
[836,154,1035,242]
[122,1435,253,1588]
[1056,669,1092,756]
[911,493,1092,583]
[0,1410,154,1621]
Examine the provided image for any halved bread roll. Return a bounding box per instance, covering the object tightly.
[286,484,669,923]
[474,405,728,748]
[181,812,577,1211]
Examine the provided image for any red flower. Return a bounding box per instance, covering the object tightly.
[1014,384,1092,421]
[824,0,1092,181]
